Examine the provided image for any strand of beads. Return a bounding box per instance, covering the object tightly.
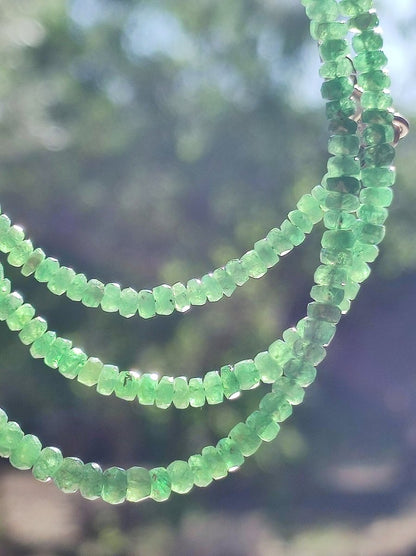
[0,189,323,319]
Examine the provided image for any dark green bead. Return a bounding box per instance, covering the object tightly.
[150,467,171,502]
[253,239,279,268]
[307,302,341,324]
[102,467,127,504]
[259,393,293,423]
[328,118,357,136]
[80,462,103,500]
[310,285,344,306]
[325,176,360,195]
[188,455,212,487]
[322,230,355,250]
[188,377,206,407]
[301,318,336,345]
[321,77,353,101]
[246,411,280,442]
[59,348,87,379]
[220,365,240,399]
[138,374,158,405]
[280,220,305,246]
[201,446,228,479]
[137,289,156,318]
[340,0,373,17]
[355,222,385,245]
[119,287,139,318]
[324,192,360,212]
[358,205,388,225]
[241,250,267,278]
[153,284,175,315]
[288,210,313,234]
[10,434,42,470]
[363,144,395,167]
[328,134,360,156]
[155,376,174,409]
[0,421,23,457]
[167,460,194,494]
[266,228,293,255]
[284,359,317,387]
[54,457,84,494]
[310,21,346,42]
[363,124,394,146]
[319,39,348,62]
[361,167,395,188]
[212,268,236,297]
[272,377,305,405]
[360,187,393,207]
[216,438,244,469]
[357,70,390,91]
[326,98,356,119]
[234,359,260,390]
[305,0,339,22]
[349,11,379,31]
[114,370,140,400]
[225,259,249,286]
[204,371,224,404]
[362,109,394,125]
[126,467,151,502]
[187,279,207,306]
[97,364,119,396]
[254,351,282,383]
[352,30,383,52]
[32,447,63,482]
[361,91,393,111]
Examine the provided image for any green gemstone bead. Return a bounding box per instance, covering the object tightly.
[323,211,356,231]
[356,222,385,245]
[153,284,175,315]
[234,359,260,390]
[137,289,156,318]
[115,370,140,400]
[167,460,194,494]
[324,192,360,212]
[360,187,393,207]
[241,250,267,279]
[225,259,249,286]
[344,279,361,301]
[0,224,24,252]
[357,70,390,92]
[327,155,360,177]
[272,377,305,405]
[203,371,223,405]
[7,303,35,331]
[173,376,190,409]
[280,220,305,246]
[188,455,212,487]
[319,39,348,62]
[307,302,341,324]
[119,287,139,317]
[0,278,11,300]
[310,21,346,42]
[82,279,104,308]
[102,467,127,504]
[212,268,236,297]
[0,214,11,237]
[30,331,56,359]
[363,144,395,167]
[126,467,151,502]
[325,176,360,195]
[320,58,355,79]
[229,423,262,457]
[77,357,103,387]
[8,239,33,267]
[21,248,45,276]
[66,273,88,301]
[358,205,388,225]
[253,239,279,268]
[253,351,282,383]
[172,282,191,311]
[138,373,158,405]
[321,77,353,101]
[216,438,244,470]
[44,337,72,369]
[201,274,223,302]
[32,446,63,482]
[363,124,394,147]
[34,257,59,282]
[246,411,280,442]
[220,365,240,399]
[97,364,119,395]
[314,265,348,287]
[101,282,121,312]
[155,376,174,409]
[268,339,293,367]
[292,339,326,366]
[328,134,360,156]
[259,393,293,422]
[305,0,339,22]
[361,91,393,111]
[322,230,355,250]
[80,462,103,500]
[362,109,394,125]
[349,11,379,31]
[53,457,84,494]
[301,317,336,345]
[352,30,383,53]
[353,242,379,262]
[0,421,24,457]
[266,228,293,255]
[326,98,356,119]
[9,434,42,470]
[150,467,171,502]
[320,247,353,266]
[284,359,317,387]
[361,167,395,188]
[201,446,228,479]
[328,117,358,136]
[0,292,23,321]
[349,259,371,283]
[187,278,207,306]
[47,266,76,296]
[339,0,372,17]
[188,377,206,407]
[59,348,87,379]
[288,210,313,234]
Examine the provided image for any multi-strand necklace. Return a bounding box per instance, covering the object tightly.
[0,0,409,504]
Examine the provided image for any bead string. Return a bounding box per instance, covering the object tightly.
[0,1,406,503]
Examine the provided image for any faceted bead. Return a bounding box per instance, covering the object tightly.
[34,257,59,282]
[0,408,7,429]
[349,259,371,283]
[8,239,33,267]
[280,220,305,246]
[167,460,194,494]
[305,0,339,22]
[266,228,293,255]
[339,297,352,314]
[44,337,72,369]
[82,279,104,308]
[361,167,395,188]
[201,274,223,302]
[310,21,346,42]
[349,11,379,31]
[320,247,353,266]
[253,351,282,383]
[325,176,360,195]
[47,266,76,296]
[30,331,56,359]
[356,222,385,245]
[324,192,360,212]
[80,462,103,500]
[53,457,84,494]
[254,239,279,268]
[0,421,24,457]
[212,268,236,297]
[259,393,293,422]
[301,318,336,345]
[319,39,348,62]
[361,91,393,111]
[354,49,387,72]
[340,0,373,17]
[320,58,354,79]
[153,284,175,315]
[201,446,228,479]
[204,371,224,404]
[187,279,207,306]
[241,250,267,278]
[323,211,356,231]
[137,289,156,318]
[59,348,87,379]
[66,273,88,301]
[360,187,393,207]
[188,455,212,487]
[272,377,305,405]
[326,98,356,120]
[155,376,174,409]
[0,278,11,299]
[7,303,35,331]
[21,248,45,276]
[311,285,344,306]
[328,117,358,136]
[220,365,240,399]
[307,302,341,323]
[362,109,393,125]
[0,214,11,238]
[126,466,151,502]
[327,155,360,177]
[97,364,119,396]
[115,370,140,400]
[234,359,260,390]
[358,205,388,226]
[268,339,292,367]
[225,259,249,286]
[0,225,24,252]
[312,185,329,204]
[363,124,394,146]
[322,230,355,250]
[328,134,360,156]
[188,377,206,407]
[314,265,348,287]
[172,282,191,311]
[246,411,280,442]
[288,210,313,234]
[363,144,395,167]
[101,282,121,312]
[293,339,326,365]
[284,359,317,387]
[216,438,244,470]
[10,434,42,470]
[102,467,127,504]
[138,373,158,405]
[32,446,63,482]
[353,242,379,262]
[321,77,353,101]
[0,292,23,321]
[118,287,139,318]
[352,30,383,52]
[229,423,262,457]
[150,467,171,502]
[173,376,190,409]
[358,70,390,92]
[77,357,103,387]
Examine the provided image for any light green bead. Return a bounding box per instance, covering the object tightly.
[66,273,88,301]
[0,408,7,430]
[188,377,206,407]
[97,364,119,395]
[119,287,139,317]
[349,11,379,31]
[0,224,24,252]
[172,282,190,312]
[273,377,305,405]
[30,331,56,359]
[102,467,127,504]
[355,222,385,245]
[229,423,262,457]
[281,220,305,246]
[253,351,282,383]
[225,259,249,286]
[0,421,24,457]
[44,337,72,369]
[310,21,346,42]
[155,376,174,409]
[34,257,59,282]
[153,284,175,315]
[77,357,103,387]
[220,365,240,399]
[266,228,293,256]
[173,376,189,409]
[188,455,212,487]
[8,239,33,267]
[137,289,156,318]
[138,373,158,405]
[307,302,341,324]
[126,467,151,502]
[201,273,223,302]
[54,457,84,494]
[253,238,279,268]
[114,370,140,400]
[284,358,317,387]
[288,210,314,234]
[101,283,121,312]
[360,187,393,207]
[216,438,244,470]
[234,359,260,390]
[0,278,11,299]
[82,279,104,308]
[59,348,87,379]
[301,317,336,345]
[204,371,223,404]
[349,259,371,283]
[268,339,293,367]
[328,134,360,156]
[21,248,45,276]
[167,460,194,494]
[259,393,293,422]
[246,411,280,442]
[201,446,228,480]
[187,278,207,306]
[212,267,236,297]
[7,303,35,331]
[305,0,339,22]
[80,462,103,500]
[32,446,63,482]
[0,292,23,321]
[150,467,171,502]
[310,285,344,306]
[47,266,76,295]
[9,434,42,470]
[240,250,267,279]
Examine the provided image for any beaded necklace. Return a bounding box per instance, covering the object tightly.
[0,0,409,504]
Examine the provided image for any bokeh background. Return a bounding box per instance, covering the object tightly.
[0,1,415,554]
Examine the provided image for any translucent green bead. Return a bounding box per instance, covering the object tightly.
[188,454,212,487]
[349,259,371,283]
[34,257,59,282]
[201,446,228,479]
[327,155,360,177]
[355,222,385,245]
[155,376,174,409]
[173,376,189,409]
[301,317,336,345]
[328,134,360,156]
[30,331,56,359]
[310,21,346,42]
[259,393,293,423]
[188,377,206,407]
[234,359,260,390]
[126,467,151,502]
[101,283,121,313]
[0,224,24,252]
[9,434,42,470]
[80,462,103,500]
[216,438,244,470]
[114,370,140,400]
[344,279,361,301]
[326,98,356,120]
[138,373,158,405]
[288,210,313,234]
[102,467,127,504]
[0,292,23,320]
[268,339,293,367]
[32,447,63,482]
[272,377,305,405]
[321,247,353,266]
[66,273,88,301]
[323,211,356,231]
[361,167,395,188]
[53,457,84,494]
[292,339,326,366]
[358,205,388,225]
[357,70,390,92]
[47,266,76,296]
[8,239,33,267]
[7,303,35,331]
[314,265,348,287]
[186,279,207,306]
[297,194,323,224]
[150,467,171,502]
[203,371,224,404]
[59,347,87,379]
[266,228,293,255]
[339,0,372,16]
[21,248,45,276]
[153,284,175,315]
[349,11,379,31]
[44,337,72,369]
[77,357,103,387]
[319,39,348,62]
[0,421,23,457]
[363,144,395,167]
[363,124,394,146]
[212,268,236,297]
[360,187,393,207]
[320,58,354,79]
[305,0,339,22]
[118,287,139,317]
[97,364,119,395]
[352,242,379,262]
[0,408,7,429]
[254,239,279,268]
[311,284,344,306]
[137,289,156,318]
[324,192,360,212]
[0,214,11,237]
[0,278,11,299]
[82,279,104,308]
[281,220,305,246]
[246,411,280,442]
[172,282,191,311]
[355,49,388,72]
[307,302,341,324]
[167,460,194,494]
[325,176,360,195]
[328,117,358,136]
[362,109,394,126]
[220,365,240,399]
[284,359,317,387]
[352,30,383,53]
[361,91,393,111]
[225,259,249,286]
[322,230,355,250]
[229,423,262,457]
[253,351,282,383]
[241,250,267,278]
[201,273,223,302]
[321,77,353,101]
